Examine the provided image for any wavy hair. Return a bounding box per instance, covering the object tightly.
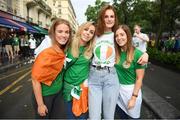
[71,22,96,59]
[96,5,119,37]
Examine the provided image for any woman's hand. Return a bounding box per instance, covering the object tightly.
[137,52,149,65]
[127,97,136,110]
[38,104,48,116]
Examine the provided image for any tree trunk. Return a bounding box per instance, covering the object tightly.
[156,0,165,48]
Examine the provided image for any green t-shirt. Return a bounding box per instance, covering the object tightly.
[13,37,19,46]
[115,48,146,85]
[41,69,64,96]
[63,46,91,101]
[64,46,90,85]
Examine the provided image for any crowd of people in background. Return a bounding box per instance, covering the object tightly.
[0,31,45,64]
[149,33,180,53]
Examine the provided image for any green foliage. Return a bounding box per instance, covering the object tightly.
[85,0,180,46]
[85,0,109,23]
[147,47,180,70]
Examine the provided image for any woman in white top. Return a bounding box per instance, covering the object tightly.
[88,5,148,120]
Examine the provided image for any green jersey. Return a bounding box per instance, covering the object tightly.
[115,48,146,85]
[63,46,91,101]
[41,69,64,96]
[13,37,19,46]
[64,46,90,85]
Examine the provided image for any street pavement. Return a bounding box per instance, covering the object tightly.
[143,62,180,119]
[0,58,180,119]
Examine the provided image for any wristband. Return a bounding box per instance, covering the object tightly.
[132,93,138,97]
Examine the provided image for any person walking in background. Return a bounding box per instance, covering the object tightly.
[19,35,26,59]
[29,34,37,58]
[149,35,156,48]
[174,34,180,52]
[31,18,72,119]
[63,22,96,119]
[132,24,149,53]
[24,35,30,59]
[12,33,20,57]
[114,25,146,119]
[4,34,14,60]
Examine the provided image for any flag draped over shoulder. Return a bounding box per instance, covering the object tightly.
[31,46,65,86]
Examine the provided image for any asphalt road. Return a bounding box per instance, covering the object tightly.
[0,64,158,119]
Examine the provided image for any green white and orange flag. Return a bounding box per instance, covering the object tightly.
[31,46,65,86]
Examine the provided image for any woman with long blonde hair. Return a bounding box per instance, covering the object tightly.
[63,22,96,119]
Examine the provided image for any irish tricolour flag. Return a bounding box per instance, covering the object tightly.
[94,44,114,63]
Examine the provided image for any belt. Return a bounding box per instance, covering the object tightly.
[92,65,110,71]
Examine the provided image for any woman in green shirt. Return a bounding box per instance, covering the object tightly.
[63,22,96,119]
[114,25,146,119]
[31,19,72,119]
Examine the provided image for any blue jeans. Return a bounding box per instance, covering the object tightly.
[88,66,119,120]
[64,101,88,119]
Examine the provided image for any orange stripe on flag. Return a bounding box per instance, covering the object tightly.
[106,46,113,59]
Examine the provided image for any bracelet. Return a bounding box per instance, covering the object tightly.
[132,93,138,97]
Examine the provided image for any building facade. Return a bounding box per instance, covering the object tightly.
[45,0,78,32]
[0,0,78,31]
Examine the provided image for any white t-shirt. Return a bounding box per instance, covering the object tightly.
[34,35,52,58]
[132,33,149,52]
[29,38,36,49]
[92,32,115,67]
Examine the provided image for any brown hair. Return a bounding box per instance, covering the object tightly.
[114,25,135,64]
[48,18,72,51]
[96,5,119,37]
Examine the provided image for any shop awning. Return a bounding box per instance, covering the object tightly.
[6,19,26,31]
[16,21,39,33]
[33,26,48,35]
[0,17,20,30]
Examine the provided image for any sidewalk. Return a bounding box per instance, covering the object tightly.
[142,85,180,119]
[0,56,32,73]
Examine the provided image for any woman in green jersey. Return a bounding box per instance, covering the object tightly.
[114,25,146,119]
[63,22,96,119]
[31,19,72,119]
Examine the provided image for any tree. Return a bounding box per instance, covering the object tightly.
[85,0,180,48]
[85,0,109,23]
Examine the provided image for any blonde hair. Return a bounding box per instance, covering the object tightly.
[71,22,95,59]
[114,25,135,64]
[48,18,72,51]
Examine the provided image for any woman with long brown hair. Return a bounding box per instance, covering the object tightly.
[31,18,72,119]
[114,25,146,119]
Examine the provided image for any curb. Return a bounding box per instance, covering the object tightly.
[0,59,31,73]
[142,85,180,119]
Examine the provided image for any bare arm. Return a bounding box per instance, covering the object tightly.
[136,33,149,42]
[137,52,148,65]
[128,69,145,109]
[32,79,48,116]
